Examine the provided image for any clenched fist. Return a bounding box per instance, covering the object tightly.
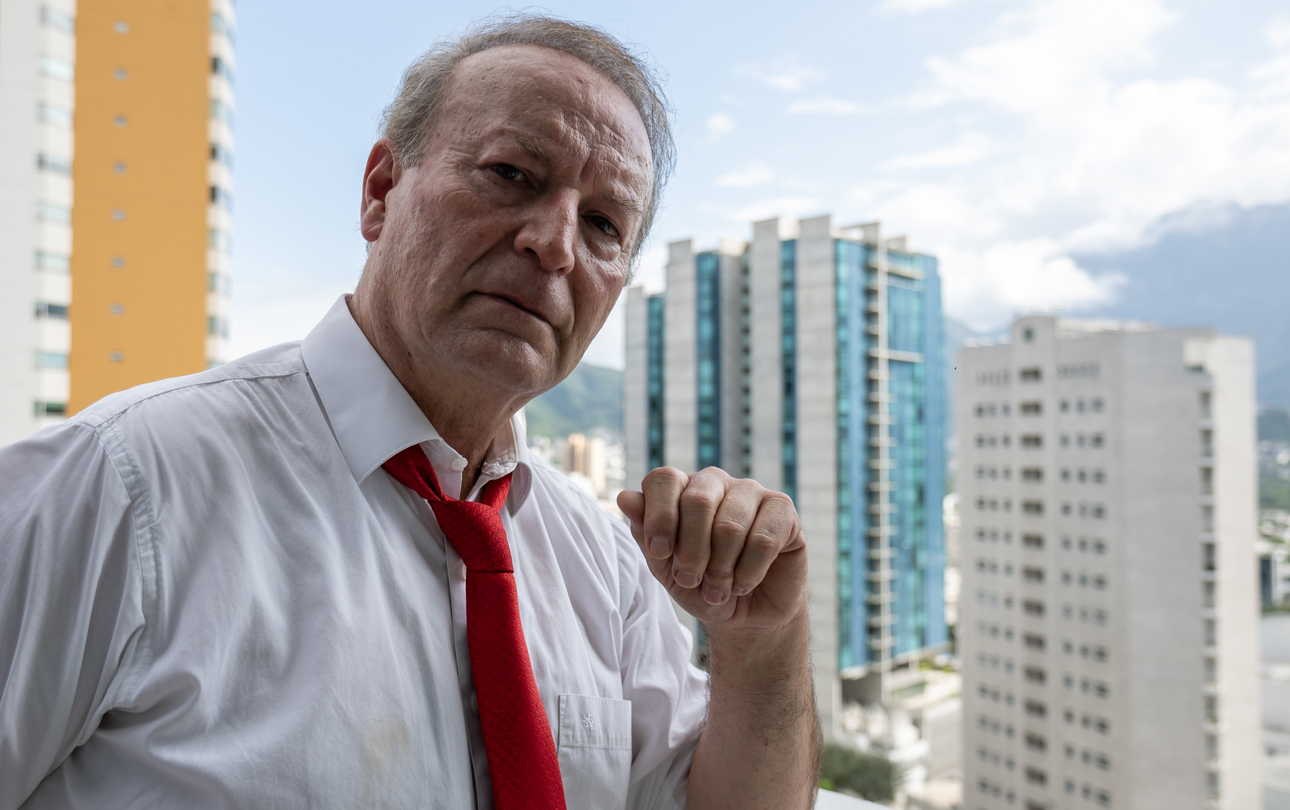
[617,466,808,636]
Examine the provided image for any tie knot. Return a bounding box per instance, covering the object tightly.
[429,499,512,572]
[382,445,515,572]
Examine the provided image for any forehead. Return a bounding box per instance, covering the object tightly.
[435,45,652,189]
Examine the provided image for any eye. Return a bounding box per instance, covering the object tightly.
[492,163,527,182]
[586,215,619,238]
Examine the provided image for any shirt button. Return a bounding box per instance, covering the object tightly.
[451,457,468,472]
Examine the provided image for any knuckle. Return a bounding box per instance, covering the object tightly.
[645,466,682,486]
[678,487,718,512]
[710,517,747,544]
[747,531,780,555]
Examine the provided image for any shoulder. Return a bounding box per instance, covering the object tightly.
[73,342,309,434]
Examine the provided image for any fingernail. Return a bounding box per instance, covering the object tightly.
[674,569,700,588]
[649,537,671,559]
[703,587,726,605]
[732,585,748,597]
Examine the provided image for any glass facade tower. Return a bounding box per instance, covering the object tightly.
[625,216,946,734]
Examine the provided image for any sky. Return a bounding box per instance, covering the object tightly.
[228,0,1290,369]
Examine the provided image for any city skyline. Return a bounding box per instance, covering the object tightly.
[220,0,1290,371]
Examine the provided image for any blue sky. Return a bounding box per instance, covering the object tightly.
[228,0,1290,368]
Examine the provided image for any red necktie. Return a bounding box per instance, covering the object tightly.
[383,445,567,810]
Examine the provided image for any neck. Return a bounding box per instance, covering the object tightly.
[346,293,518,496]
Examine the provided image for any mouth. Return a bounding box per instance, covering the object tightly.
[476,292,553,328]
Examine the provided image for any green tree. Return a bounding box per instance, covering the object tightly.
[819,742,897,802]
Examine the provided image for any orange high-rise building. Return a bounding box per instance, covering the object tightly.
[0,0,234,443]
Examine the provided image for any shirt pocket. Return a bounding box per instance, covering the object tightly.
[557,694,633,810]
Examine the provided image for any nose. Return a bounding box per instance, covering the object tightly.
[514,191,577,275]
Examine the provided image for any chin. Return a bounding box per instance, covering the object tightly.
[454,331,562,396]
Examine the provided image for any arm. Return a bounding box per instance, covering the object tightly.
[618,468,821,810]
[0,424,145,808]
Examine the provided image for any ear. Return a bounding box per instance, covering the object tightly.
[360,139,401,243]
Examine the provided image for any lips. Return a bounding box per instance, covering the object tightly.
[476,291,557,331]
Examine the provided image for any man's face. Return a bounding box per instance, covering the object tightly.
[360,45,652,401]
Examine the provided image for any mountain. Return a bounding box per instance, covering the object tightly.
[524,363,624,440]
[1074,201,1290,406]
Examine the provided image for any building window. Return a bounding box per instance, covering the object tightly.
[1021,435,1042,449]
[34,301,69,319]
[34,351,69,369]
[1024,733,1046,752]
[1022,533,1043,549]
[41,6,75,31]
[779,240,797,501]
[36,251,70,273]
[37,154,71,174]
[1019,367,1042,382]
[36,203,71,224]
[1024,767,1047,786]
[1024,699,1046,718]
[1022,567,1044,583]
[40,56,74,81]
[1021,467,1043,482]
[1023,666,1046,685]
[1022,633,1045,650]
[1022,500,1043,516]
[1020,401,1042,416]
[1022,600,1045,617]
[646,295,665,470]
[39,103,73,127]
[695,252,721,469]
[211,12,236,44]
[33,400,68,417]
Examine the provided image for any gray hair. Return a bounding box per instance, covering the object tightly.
[380,13,675,263]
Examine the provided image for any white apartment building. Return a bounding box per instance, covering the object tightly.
[958,316,1260,810]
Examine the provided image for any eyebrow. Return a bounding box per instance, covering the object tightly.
[504,131,549,164]
[500,130,644,216]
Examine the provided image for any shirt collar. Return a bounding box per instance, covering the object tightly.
[301,295,532,506]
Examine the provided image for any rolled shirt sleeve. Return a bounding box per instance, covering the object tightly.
[0,423,146,810]
[617,520,709,810]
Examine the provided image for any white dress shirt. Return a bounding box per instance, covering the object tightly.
[0,296,708,810]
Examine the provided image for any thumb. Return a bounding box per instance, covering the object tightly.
[617,489,645,527]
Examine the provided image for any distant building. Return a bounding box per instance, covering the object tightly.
[0,0,235,444]
[624,215,947,740]
[958,316,1260,810]
[564,432,609,498]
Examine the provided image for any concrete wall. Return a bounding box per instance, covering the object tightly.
[718,246,746,477]
[749,218,782,490]
[1201,335,1261,810]
[796,214,842,737]
[663,239,696,474]
[623,286,648,491]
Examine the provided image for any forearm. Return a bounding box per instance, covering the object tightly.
[686,606,821,810]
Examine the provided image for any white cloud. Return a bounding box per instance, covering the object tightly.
[1269,16,1290,50]
[733,56,826,91]
[786,97,869,115]
[714,162,774,188]
[940,241,1125,332]
[885,132,996,169]
[705,112,736,142]
[879,0,963,13]
[880,0,1290,328]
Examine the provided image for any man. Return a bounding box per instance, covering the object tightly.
[0,15,820,810]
